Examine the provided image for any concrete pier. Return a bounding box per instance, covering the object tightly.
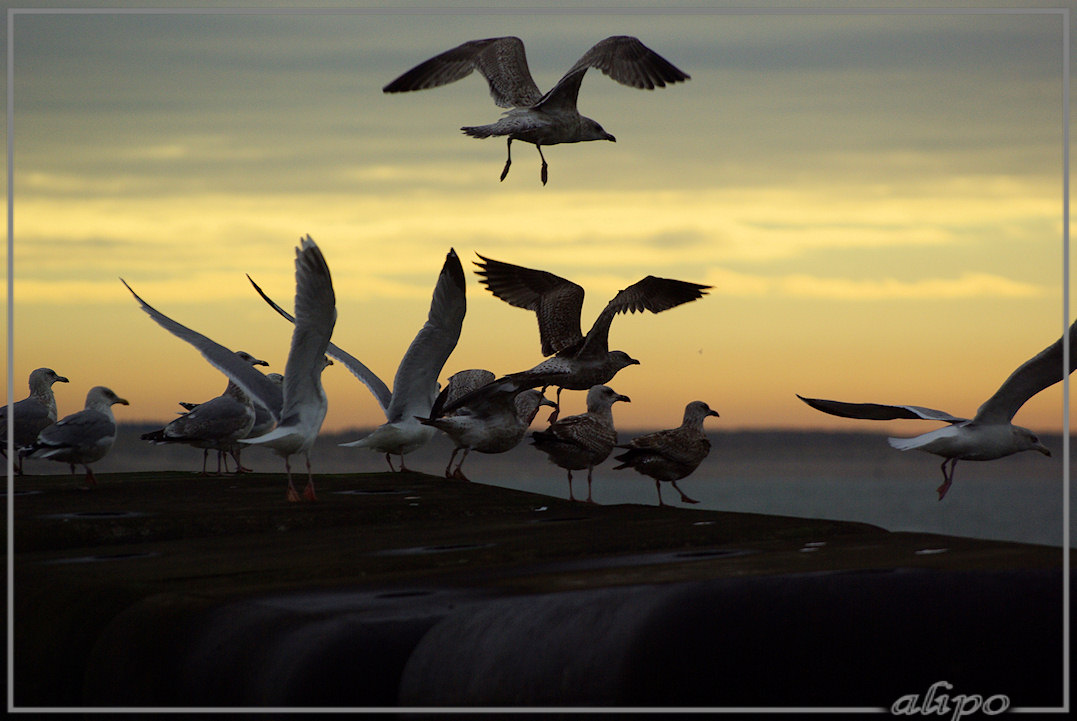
[11,471,1067,709]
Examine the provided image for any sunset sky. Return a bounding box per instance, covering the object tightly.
[4,2,1070,435]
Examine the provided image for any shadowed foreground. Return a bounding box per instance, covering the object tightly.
[12,470,1066,709]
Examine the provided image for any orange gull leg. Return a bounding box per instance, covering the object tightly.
[672,480,699,505]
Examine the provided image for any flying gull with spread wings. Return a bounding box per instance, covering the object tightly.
[383,35,690,184]
[798,319,1076,500]
[471,253,710,420]
[249,249,467,472]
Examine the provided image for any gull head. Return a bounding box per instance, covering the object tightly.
[580,116,616,142]
[1013,425,1051,457]
[608,350,640,372]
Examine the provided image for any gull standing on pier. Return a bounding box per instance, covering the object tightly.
[383,35,690,184]
[21,386,128,486]
[531,384,630,503]
[613,400,719,506]
[250,249,468,472]
[2,367,69,474]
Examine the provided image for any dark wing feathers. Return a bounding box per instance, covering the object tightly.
[474,254,585,356]
[383,36,543,109]
[796,395,964,423]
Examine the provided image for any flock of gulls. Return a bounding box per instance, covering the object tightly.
[6,36,1075,507]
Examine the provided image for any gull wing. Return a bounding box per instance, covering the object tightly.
[385,249,467,423]
[277,236,337,424]
[34,409,112,452]
[121,279,283,419]
[247,276,391,414]
[796,395,966,423]
[383,36,544,109]
[579,275,711,357]
[537,35,690,113]
[474,254,585,356]
[974,319,1077,424]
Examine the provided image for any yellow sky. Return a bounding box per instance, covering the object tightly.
[5,6,1070,434]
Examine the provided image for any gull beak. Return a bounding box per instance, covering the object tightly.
[539,397,558,408]
[116,397,130,406]
[709,410,720,418]
[1037,443,1051,457]
[617,394,631,404]
[606,133,617,142]
[58,376,70,383]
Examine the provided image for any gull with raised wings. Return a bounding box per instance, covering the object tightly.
[798,320,1076,500]
[383,35,690,184]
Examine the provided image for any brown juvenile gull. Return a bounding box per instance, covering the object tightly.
[473,253,710,420]
[141,351,268,475]
[613,400,720,506]
[21,386,128,486]
[2,367,69,474]
[419,370,556,480]
[531,384,630,503]
[798,318,1077,500]
[383,35,690,184]
[251,249,467,473]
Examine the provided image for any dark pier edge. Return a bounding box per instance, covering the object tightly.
[10,471,1069,710]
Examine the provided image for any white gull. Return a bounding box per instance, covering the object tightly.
[249,249,467,472]
[2,367,69,474]
[383,35,690,184]
[797,319,1076,500]
[21,386,128,486]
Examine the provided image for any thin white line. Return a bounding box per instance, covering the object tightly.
[6,7,14,714]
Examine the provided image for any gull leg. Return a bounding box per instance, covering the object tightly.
[398,454,409,472]
[936,458,958,501]
[84,465,97,487]
[566,469,576,502]
[445,447,461,478]
[547,387,564,424]
[285,457,301,503]
[200,449,210,476]
[655,480,666,507]
[384,452,397,473]
[585,466,595,504]
[672,480,700,505]
[302,455,317,501]
[536,144,548,185]
[451,448,472,482]
[499,138,512,181]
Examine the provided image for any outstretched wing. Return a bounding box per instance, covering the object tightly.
[385,249,467,422]
[474,254,585,356]
[975,318,1077,423]
[278,236,337,424]
[383,36,544,108]
[537,35,690,113]
[796,395,965,424]
[121,279,283,419]
[248,274,391,413]
[580,275,710,357]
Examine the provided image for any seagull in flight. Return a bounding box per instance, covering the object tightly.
[798,319,1075,500]
[249,249,467,472]
[383,35,690,184]
[472,253,710,420]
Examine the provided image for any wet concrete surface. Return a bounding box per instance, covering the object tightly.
[10,470,1067,710]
